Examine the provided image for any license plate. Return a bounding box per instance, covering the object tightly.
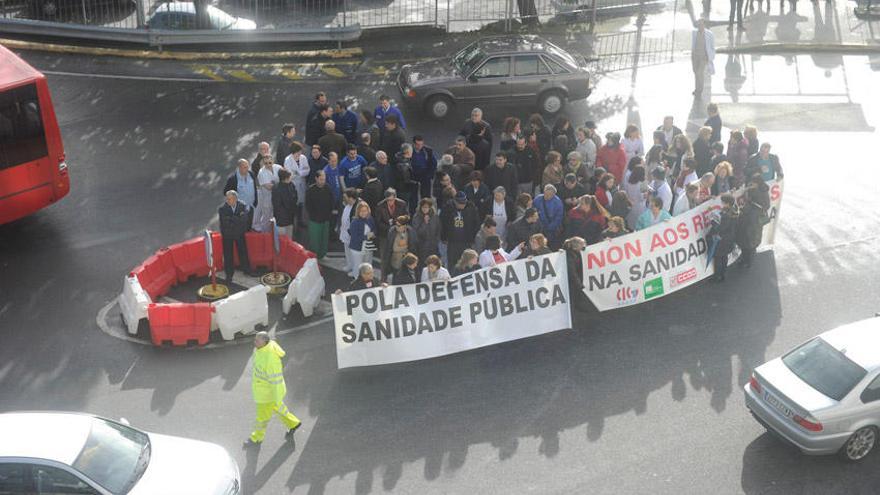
[764,390,794,419]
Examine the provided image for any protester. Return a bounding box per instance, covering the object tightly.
[452,249,481,276]
[272,169,298,238]
[382,215,416,281]
[485,152,518,197]
[394,143,416,211]
[736,187,766,268]
[361,166,384,213]
[440,191,480,268]
[602,216,629,239]
[596,132,627,183]
[705,102,723,143]
[696,172,715,203]
[636,196,672,230]
[357,132,377,164]
[467,122,492,171]
[656,116,683,148]
[392,253,420,285]
[623,164,647,229]
[332,100,359,144]
[473,217,499,253]
[533,184,564,247]
[224,158,258,228]
[421,254,451,281]
[552,117,576,151]
[562,236,590,313]
[253,155,282,232]
[559,173,587,210]
[464,171,490,214]
[500,117,520,152]
[432,169,454,204]
[523,233,551,257]
[674,158,699,199]
[411,197,441,265]
[245,332,301,446]
[484,187,514,241]
[575,126,597,170]
[379,115,407,163]
[667,134,694,180]
[510,135,539,195]
[744,124,760,156]
[359,111,380,147]
[348,201,377,278]
[374,94,406,133]
[411,136,437,203]
[375,188,408,258]
[693,126,713,176]
[305,92,327,128]
[710,194,739,282]
[528,113,552,157]
[692,17,716,97]
[251,141,272,171]
[508,206,542,248]
[274,123,296,166]
[622,124,645,163]
[370,150,393,190]
[565,194,609,245]
[218,190,252,283]
[305,170,334,259]
[461,108,493,152]
[648,167,673,212]
[514,192,532,221]
[710,141,728,171]
[539,150,563,190]
[595,173,615,209]
[349,263,382,290]
[307,144,328,185]
[283,143,310,220]
[478,235,523,268]
[338,144,367,189]
[339,189,358,276]
[712,161,733,195]
[672,182,699,216]
[306,104,332,146]
[608,189,631,223]
[745,142,784,182]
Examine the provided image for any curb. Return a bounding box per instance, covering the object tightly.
[718,43,880,54]
[0,37,362,61]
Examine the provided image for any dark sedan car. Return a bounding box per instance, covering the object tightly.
[397,35,591,119]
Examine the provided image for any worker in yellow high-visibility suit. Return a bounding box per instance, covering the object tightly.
[245,331,301,445]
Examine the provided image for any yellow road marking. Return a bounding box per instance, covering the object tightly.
[190,65,225,81]
[320,66,347,78]
[278,68,302,80]
[371,65,388,75]
[226,69,257,82]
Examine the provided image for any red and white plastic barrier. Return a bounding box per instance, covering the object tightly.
[147,303,212,346]
[283,258,324,318]
[119,275,152,335]
[212,285,270,341]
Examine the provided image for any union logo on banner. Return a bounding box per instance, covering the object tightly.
[616,287,639,305]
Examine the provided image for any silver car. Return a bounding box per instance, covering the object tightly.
[744,316,880,461]
[0,412,241,494]
[397,35,591,119]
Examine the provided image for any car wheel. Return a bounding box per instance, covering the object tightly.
[425,95,453,120]
[538,90,566,115]
[840,426,877,462]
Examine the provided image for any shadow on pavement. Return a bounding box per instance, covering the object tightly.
[282,250,782,494]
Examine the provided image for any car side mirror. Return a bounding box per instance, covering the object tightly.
[468,75,478,83]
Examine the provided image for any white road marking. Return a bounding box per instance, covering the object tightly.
[42,70,217,83]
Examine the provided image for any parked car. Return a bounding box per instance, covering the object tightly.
[397,34,591,119]
[744,316,880,461]
[147,2,256,30]
[0,411,241,494]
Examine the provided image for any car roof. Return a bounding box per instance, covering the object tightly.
[820,317,880,372]
[477,35,553,55]
[153,2,196,15]
[0,412,93,465]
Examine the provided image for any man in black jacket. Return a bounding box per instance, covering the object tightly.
[317,119,347,160]
[306,104,332,146]
[460,107,493,152]
[274,123,296,166]
[218,190,252,283]
[360,166,384,213]
[440,191,479,268]
[224,159,258,231]
[305,170,334,259]
[508,136,538,195]
[710,194,739,282]
[507,207,543,248]
[379,115,407,164]
[484,152,519,197]
[272,169,298,238]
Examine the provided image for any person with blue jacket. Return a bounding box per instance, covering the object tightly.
[348,202,377,278]
[332,100,359,144]
[374,95,406,136]
[533,184,564,248]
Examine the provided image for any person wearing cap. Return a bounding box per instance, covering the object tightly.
[533,184,564,248]
[218,190,252,283]
[245,331,301,446]
[440,191,479,268]
[483,186,515,242]
[559,173,587,210]
[484,152,519,199]
[381,215,416,281]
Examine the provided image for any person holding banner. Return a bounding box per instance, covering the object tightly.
[349,263,383,291]
[452,249,481,276]
[478,235,523,268]
[533,184,564,248]
[636,196,672,231]
[441,191,480,269]
[421,255,451,282]
[710,194,739,282]
[736,187,766,269]
[245,332,301,446]
[563,236,589,313]
[392,253,420,285]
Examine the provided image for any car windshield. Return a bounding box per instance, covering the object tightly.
[782,337,867,401]
[71,418,150,494]
[207,5,236,29]
[545,44,578,69]
[452,42,486,75]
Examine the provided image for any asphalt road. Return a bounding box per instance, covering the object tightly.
[1,45,880,495]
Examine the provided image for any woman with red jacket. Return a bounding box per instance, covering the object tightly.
[564,194,609,245]
[596,132,627,183]
[594,173,616,209]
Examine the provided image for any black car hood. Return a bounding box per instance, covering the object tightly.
[402,57,462,87]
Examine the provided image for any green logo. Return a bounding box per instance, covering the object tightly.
[644,277,664,300]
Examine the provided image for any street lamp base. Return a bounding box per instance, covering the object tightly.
[198,284,230,301]
[261,272,292,295]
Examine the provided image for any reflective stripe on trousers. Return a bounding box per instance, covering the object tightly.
[249,401,301,442]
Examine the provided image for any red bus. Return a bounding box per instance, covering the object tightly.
[0,43,69,225]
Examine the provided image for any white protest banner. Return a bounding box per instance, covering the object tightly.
[581,180,784,311]
[333,252,571,369]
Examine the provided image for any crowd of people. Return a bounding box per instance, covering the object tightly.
[219,91,783,296]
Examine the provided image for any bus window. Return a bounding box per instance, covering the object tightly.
[0,83,49,171]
